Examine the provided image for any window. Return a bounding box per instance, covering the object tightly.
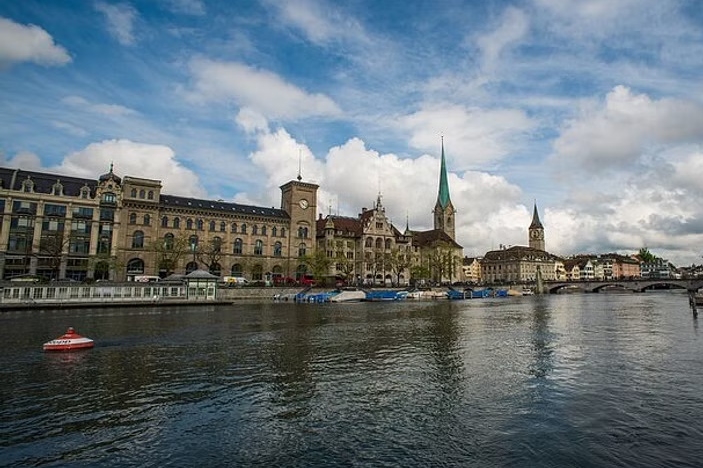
[21,177,34,193]
[161,216,168,228]
[376,238,383,249]
[127,258,145,274]
[189,235,198,249]
[241,223,247,234]
[44,204,66,217]
[220,221,226,232]
[298,243,306,257]
[186,218,193,230]
[129,213,137,224]
[130,188,137,197]
[280,228,285,237]
[143,214,150,226]
[173,217,180,229]
[231,223,237,233]
[213,236,222,252]
[51,181,63,196]
[80,185,91,199]
[132,231,144,249]
[164,233,174,250]
[273,242,282,257]
[261,226,267,236]
[139,189,145,199]
[233,238,243,255]
[72,206,93,219]
[298,226,308,238]
[385,239,391,250]
[252,225,258,235]
[231,264,243,277]
[102,192,116,203]
[254,240,263,255]
[197,219,203,230]
[209,220,216,232]
[365,238,373,248]
[271,227,277,237]
[147,190,154,200]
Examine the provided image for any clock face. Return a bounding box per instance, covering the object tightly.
[299,199,309,210]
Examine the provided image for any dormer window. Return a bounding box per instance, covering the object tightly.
[80,185,91,199]
[51,180,64,196]
[21,177,34,193]
[102,192,116,204]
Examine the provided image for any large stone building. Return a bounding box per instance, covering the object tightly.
[315,140,463,285]
[0,166,318,282]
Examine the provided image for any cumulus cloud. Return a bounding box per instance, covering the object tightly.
[0,17,71,68]
[187,58,341,120]
[2,140,206,198]
[552,86,703,172]
[95,1,137,46]
[399,103,534,168]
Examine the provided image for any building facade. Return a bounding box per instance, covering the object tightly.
[0,166,317,282]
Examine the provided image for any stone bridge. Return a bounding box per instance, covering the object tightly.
[543,279,703,294]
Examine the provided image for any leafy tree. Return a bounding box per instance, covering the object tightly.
[410,264,430,286]
[89,251,124,281]
[334,245,356,285]
[388,246,413,286]
[426,241,458,284]
[638,247,656,263]
[300,249,333,284]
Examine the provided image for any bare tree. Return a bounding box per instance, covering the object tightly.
[196,237,223,274]
[148,233,192,277]
[36,227,69,280]
[388,246,413,286]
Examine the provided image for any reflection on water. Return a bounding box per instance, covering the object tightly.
[1,293,703,467]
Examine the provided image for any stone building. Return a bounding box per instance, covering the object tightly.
[314,140,464,285]
[0,166,317,282]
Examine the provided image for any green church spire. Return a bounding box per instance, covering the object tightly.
[437,136,451,209]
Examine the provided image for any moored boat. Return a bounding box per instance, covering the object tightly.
[43,327,94,352]
[330,289,366,302]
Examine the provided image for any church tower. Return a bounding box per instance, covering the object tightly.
[528,202,545,251]
[433,137,456,240]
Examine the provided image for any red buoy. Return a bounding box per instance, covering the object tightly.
[43,327,94,352]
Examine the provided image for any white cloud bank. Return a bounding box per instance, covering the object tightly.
[0,17,71,68]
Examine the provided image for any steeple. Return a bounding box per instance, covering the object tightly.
[437,136,451,209]
[433,136,456,240]
[528,201,545,251]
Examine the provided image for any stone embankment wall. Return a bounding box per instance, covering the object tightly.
[217,287,304,301]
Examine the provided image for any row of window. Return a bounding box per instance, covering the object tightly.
[130,231,286,256]
[129,214,289,237]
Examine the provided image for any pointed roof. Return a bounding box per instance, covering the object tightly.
[529,202,544,229]
[436,137,451,209]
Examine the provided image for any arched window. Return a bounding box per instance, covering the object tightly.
[173,217,180,229]
[273,242,282,257]
[233,238,243,255]
[127,258,144,275]
[189,235,198,249]
[185,261,197,274]
[161,216,168,228]
[147,190,154,200]
[241,223,247,234]
[139,189,145,199]
[385,239,392,250]
[298,226,308,238]
[252,225,258,235]
[210,262,222,277]
[254,239,263,255]
[365,238,373,248]
[298,243,306,257]
[220,221,226,232]
[231,223,237,233]
[132,230,144,249]
[130,188,137,197]
[375,238,383,249]
[129,213,137,224]
[280,228,285,237]
[164,233,174,250]
[197,219,204,230]
[261,226,267,236]
[212,236,222,252]
[209,220,216,231]
[143,214,150,226]
[231,264,243,277]
[252,264,263,281]
[271,226,277,237]
[186,218,193,230]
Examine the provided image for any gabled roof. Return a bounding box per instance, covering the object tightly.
[160,194,288,219]
[410,228,462,249]
[483,245,557,262]
[316,215,363,237]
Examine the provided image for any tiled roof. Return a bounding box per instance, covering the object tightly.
[411,229,463,249]
[160,194,288,219]
[0,167,95,197]
[316,215,363,236]
[483,245,557,262]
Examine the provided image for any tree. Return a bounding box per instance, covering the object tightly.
[426,241,458,284]
[148,233,192,277]
[388,246,413,286]
[36,226,69,280]
[196,237,223,274]
[300,249,333,284]
[89,251,125,281]
[334,246,356,286]
[638,247,656,263]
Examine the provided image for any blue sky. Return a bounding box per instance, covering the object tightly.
[1,0,702,265]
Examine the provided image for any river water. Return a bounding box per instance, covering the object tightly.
[1,292,701,467]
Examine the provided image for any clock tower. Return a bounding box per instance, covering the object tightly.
[280,179,319,271]
[528,202,545,251]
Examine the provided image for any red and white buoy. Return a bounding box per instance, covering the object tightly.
[43,327,94,352]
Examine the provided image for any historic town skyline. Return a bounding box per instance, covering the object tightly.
[1,1,702,265]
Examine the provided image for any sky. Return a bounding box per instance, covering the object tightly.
[1,0,702,266]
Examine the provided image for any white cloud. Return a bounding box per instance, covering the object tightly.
[166,0,205,16]
[95,1,137,46]
[399,103,534,169]
[55,140,206,197]
[552,86,703,172]
[0,17,71,68]
[476,7,529,72]
[62,95,137,117]
[187,58,341,120]
[2,150,43,170]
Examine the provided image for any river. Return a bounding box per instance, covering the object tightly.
[1,292,701,467]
